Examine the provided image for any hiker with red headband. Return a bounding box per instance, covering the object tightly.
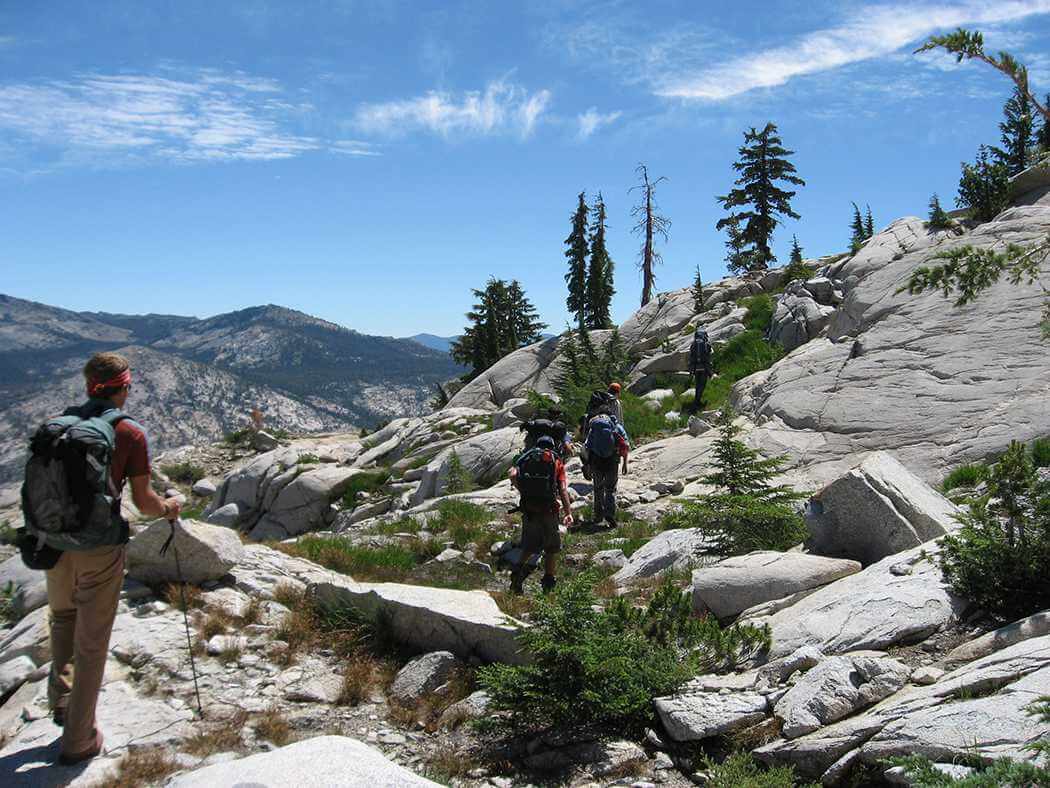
[21,352,179,765]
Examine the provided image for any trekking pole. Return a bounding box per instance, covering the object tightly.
[160,517,204,719]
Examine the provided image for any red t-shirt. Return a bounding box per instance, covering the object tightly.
[111,419,151,491]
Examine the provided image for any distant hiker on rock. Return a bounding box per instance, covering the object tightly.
[520,407,573,457]
[20,352,180,765]
[250,406,264,432]
[507,435,574,594]
[688,327,713,413]
[583,411,629,528]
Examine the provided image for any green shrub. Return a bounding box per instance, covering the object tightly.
[703,330,785,411]
[224,428,253,445]
[0,581,15,627]
[298,454,320,465]
[739,294,776,333]
[957,145,1010,223]
[942,462,990,493]
[477,574,769,734]
[702,752,817,788]
[161,462,207,485]
[1032,437,1050,469]
[367,517,423,536]
[620,391,670,438]
[663,407,808,555]
[781,259,816,285]
[444,451,474,494]
[341,470,391,508]
[940,441,1050,622]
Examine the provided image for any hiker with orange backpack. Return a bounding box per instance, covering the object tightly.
[507,435,574,594]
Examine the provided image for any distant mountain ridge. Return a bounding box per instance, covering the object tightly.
[0,293,465,488]
[406,333,460,353]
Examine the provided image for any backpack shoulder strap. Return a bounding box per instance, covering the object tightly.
[98,409,130,428]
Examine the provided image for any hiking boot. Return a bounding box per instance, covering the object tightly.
[540,574,557,594]
[60,729,104,765]
[53,704,66,727]
[509,569,525,595]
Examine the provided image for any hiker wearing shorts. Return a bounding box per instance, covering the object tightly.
[507,436,574,594]
[32,353,180,765]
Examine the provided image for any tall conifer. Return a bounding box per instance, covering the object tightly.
[849,202,867,253]
[564,192,589,328]
[789,235,803,265]
[1038,93,1050,153]
[691,266,705,314]
[864,204,875,239]
[716,122,805,272]
[995,84,1036,176]
[586,192,615,329]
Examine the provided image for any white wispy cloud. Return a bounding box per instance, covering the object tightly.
[576,107,622,139]
[353,80,552,139]
[331,139,382,156]
[655,1,1050,100]
[0,70,321,164]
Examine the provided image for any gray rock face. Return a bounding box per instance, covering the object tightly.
[250,464,359,540]
[168,735,441,787]
[438,689,491,729]
[206,502,241,527]
[947,609,1050,664]
[735,203,1050,490]
[806,452,960,564]
[191,478,217,497]
[612,528,716,586]
[749,542,968,659]
[0,554,46,621]
[768,291,836,352]
[0,655,35,697]
[445,335,566,410]
[654,689,769,741]
[389,651,460,706]
[126,518,244,585]
[253,430,280,451]
[309,575,525,665]
[774,655,910,738]
[412,427,522,503]
[692,551,861,620]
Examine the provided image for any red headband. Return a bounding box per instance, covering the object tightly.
[87,369,131,396]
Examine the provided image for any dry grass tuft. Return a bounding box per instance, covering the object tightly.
[424,743,481,782]
[240,596,263,625]
[199,607,234,640]
[338,654,396,706]
[100,747,180,788]
[164,583,204,612]
[217,643,242,664]
[272,582,305,609]
[181,710,248,757]
[489,590,534,620]
[253,707,292,746]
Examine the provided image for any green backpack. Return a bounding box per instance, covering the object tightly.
[21,402,130,556]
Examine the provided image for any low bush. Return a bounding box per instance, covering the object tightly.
[430,498,492,534]
[340,469,391,508]
[739,293,776,333]
[0,581,15,627]
[940,441,1050,622]
[664,495,808,555]
[702,752,816,788]
[297,453,320,465]
[942,462,990,493]
[253,707,292,746]
[1033,437,1050,469]
[160,461,206,485]
[477,574,769,735]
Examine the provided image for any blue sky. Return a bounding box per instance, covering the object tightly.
[1,1,1048,337]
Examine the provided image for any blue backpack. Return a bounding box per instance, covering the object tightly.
[585,414,619,459]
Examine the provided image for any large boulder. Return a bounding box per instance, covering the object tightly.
[768,292,836,352]
[168,735,441,787]
[948,610,1050,664]
[746,541,968,659]
[389,651,460,706]
[309,575,526,665]
[774,655,910,738]
[126,519,243,585]
[445,335,566,410]
[805,451,960,564]
[654,689,769,742]
[412,427,522,503]
[734,205,1050,490]
[612,528,716,587]
[0,554,46,621]
[249,464,360,540]
[692,551,861,620]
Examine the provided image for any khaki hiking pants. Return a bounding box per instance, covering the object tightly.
[46,544,125,755]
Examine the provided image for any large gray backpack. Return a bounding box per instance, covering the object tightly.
[21,404,129,553]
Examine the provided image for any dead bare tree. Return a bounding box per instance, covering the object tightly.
[630,164,670,307]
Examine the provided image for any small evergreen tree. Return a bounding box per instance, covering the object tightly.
[926,193,952,229]
[703,407,801,501]
[716,122,805,272]
[864,204,875,239]
[789,235,803,265]
[507,280,546,350]
[957,145,1011,223]
[444,450,473,494]
[450,278,547,379]
[585,192,615,329]
[565,191,590,328]
[849,202,867,253]
[995,84,1036,176]
[1039,93,1050,154]
[782,235,811,283]
[691,266,705,313]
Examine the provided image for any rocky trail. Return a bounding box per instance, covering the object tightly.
[0,168,1049,786]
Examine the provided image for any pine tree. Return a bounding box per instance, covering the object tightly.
[444,450,474,494]
[1038,93,1050,154]
[995,84,1036,176]
[586,192,615,329]
[451,278,547,379]
[598,327,631,383]
[691,266,705,314]
[864,204,875,239]
[958,145,1011,223]
[782,235,810,283]
[849,202,867,254]
[716,122,805,272]
[789,235,803,265]
[703,406,801,503]
[927,194,952,229]
[565,191,589,328]
[631,164,670,306]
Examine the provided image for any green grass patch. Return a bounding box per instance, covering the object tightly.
[298,454,320,465]
[367,517,423,536]
[941,462,990,493]
[701,752,817,788]
[702,330,785,411]
[160,462,207,485]
[341,469,391,508]
[281,536,425,582]
[738,293,776,333]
